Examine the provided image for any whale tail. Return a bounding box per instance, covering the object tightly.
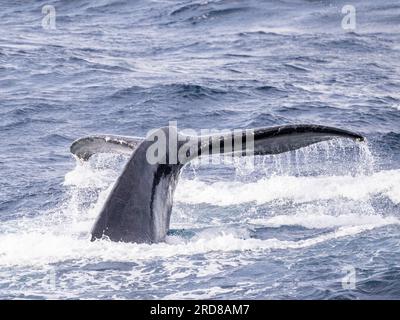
[70,134,143,161]
[70,124,364,243]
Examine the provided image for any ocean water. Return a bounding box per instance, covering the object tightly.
[0,0,400,299]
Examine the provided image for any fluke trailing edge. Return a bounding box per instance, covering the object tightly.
[70,124,364,244]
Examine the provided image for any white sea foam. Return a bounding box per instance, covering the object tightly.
[0,215,397,267]
[175,170,400,206]
[1,147,398,269]
[249,212,399,229]
[163,286,234,299]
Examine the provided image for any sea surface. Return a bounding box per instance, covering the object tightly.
[0,0,400,299]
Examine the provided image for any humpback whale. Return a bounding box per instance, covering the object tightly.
[70,124,364,244]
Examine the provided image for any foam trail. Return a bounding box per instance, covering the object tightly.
[1,141,396,269]
[249,212,400,229]
[175,169,400,206]
[1,216,397,268]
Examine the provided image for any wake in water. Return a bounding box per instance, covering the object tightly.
[1,140,397,262]
[1,136,399,299]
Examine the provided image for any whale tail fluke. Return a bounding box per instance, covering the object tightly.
[71,124,364,161]
[193,124,363,159]
[70,134,143,161]
[70,124,364,244]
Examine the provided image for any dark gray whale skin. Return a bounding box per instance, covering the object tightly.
[70,124,364,244]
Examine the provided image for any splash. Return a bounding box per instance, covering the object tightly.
[176,140,393,206]
[175,169,400,206]
[0,140,398,270]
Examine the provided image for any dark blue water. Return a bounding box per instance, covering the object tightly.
[1,0,400,299]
